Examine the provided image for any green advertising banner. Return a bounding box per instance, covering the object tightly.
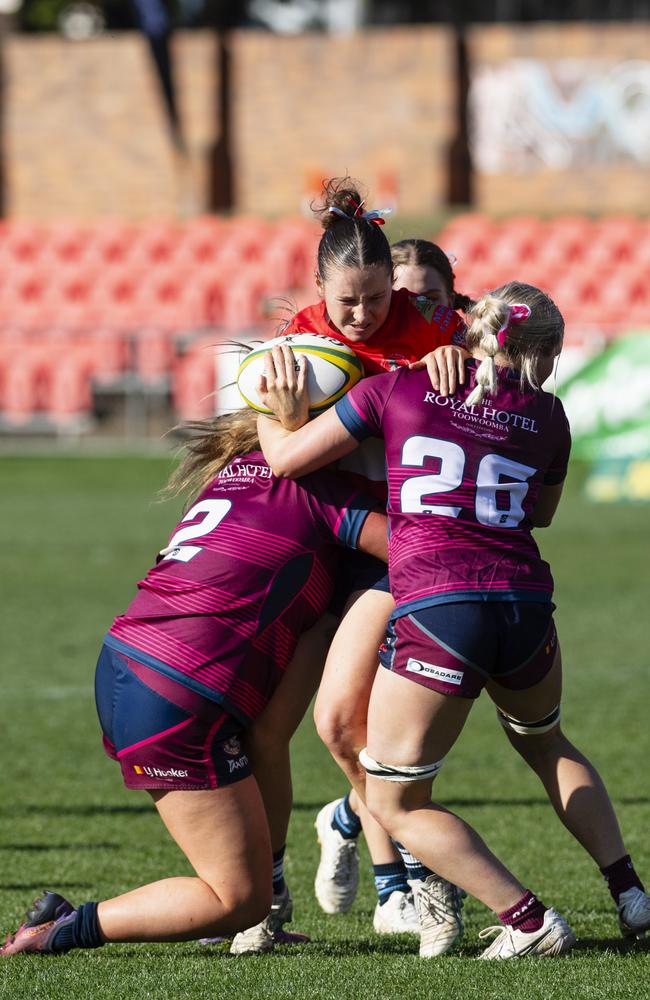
[558,332,650,502]
[558,332,650,463]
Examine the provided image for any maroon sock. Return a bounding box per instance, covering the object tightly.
[600,855,645,905]
[499,890,547,933]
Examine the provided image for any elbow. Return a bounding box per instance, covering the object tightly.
[531,514,553,528]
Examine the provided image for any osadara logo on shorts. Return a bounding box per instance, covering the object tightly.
[405,658,463,686]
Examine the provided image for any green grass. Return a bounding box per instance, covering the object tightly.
[0,456,649,999]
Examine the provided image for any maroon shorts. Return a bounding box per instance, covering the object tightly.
[379,601,557,699]
[95,645,252,791]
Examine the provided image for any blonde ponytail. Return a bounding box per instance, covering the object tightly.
[465,296,510,406]
[162,409,260,508]
[466,283,564,403]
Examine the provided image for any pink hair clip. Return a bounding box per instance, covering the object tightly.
[496,303,531,349]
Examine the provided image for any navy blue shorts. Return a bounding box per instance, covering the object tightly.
[328,550,390,618]
[379,601,557,699]
[95,645,252,791]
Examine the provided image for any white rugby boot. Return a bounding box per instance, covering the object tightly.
[229,884,299,955]
[617,886,650,938]
[478,908,576,959]
[314,799,359,914]
[373,890,419,935]
[412,874,464,957]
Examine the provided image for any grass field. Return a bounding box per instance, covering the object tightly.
[1,454,649,1000]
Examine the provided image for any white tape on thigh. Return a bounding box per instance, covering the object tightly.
[496,705,561,736]
[359,747,444,782]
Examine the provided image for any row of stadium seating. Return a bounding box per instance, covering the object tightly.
[1,214,648,432]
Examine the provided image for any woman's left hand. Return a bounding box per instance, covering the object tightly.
[257,344,310,431]
[409,345,470,396]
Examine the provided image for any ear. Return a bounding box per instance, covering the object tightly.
[315,272,325,300]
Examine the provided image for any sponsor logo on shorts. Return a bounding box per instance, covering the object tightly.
[222,737,242,757]
[405,658,464,686]
[133,764,189,779]
[227,754,249,774]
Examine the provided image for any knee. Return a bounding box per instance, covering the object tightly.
[314,703,359,762]
[208,880,273,934]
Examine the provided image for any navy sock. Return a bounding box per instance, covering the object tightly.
[600,854,645,905]
[373,862,410,905]
[272,846,287,896]
[50,903,103,953]
[393,841,433,883]
[331,794,362,840]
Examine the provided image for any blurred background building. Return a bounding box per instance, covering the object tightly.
[0,0,648,502]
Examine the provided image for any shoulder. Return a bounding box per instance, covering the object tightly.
[285,300,328,335]
[393,289,465,337]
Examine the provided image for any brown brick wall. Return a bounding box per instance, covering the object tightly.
[467,23,650,214]
[3,24,649,220]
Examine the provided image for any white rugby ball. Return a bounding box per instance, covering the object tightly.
[237,333,364,415]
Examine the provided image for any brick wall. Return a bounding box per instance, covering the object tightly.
[3,24,649,219]
[467,23,650,214]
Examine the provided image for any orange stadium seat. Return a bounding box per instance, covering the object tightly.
[172,345,218,421]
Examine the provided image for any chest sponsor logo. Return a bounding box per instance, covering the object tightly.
[423,392,539,434]
[405,657,463,686]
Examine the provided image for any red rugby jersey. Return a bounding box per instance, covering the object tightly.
[283,288,466,374]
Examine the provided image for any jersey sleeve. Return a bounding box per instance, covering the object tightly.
[299,470,382,549]
[335,370,399,441]
[544,401,572,485]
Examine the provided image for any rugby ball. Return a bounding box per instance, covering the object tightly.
[237,333,364,415]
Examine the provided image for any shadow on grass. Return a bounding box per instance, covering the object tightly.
[0,882,92,891]
[0,843,119,851]
[573,936,650,955]
[1,804,153,818]
[294,796,650,811]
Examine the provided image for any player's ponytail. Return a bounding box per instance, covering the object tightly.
[163,409,260,507]
[313,176,393,282]
[466,283,564,406]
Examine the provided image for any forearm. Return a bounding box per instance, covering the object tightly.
[257,411,359,479]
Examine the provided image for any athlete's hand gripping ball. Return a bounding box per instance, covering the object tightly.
[258,344,310,431]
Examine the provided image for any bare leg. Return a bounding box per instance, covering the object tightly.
[488,647,626,868]
[348,789,402,864]
[314,590,394,794]
[247,614,337,850]
[97,778,272,942]
[365,667,525,914]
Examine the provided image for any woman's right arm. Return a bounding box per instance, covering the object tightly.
[257,345,360,478]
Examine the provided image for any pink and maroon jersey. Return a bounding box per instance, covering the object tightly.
[106,451,377,724]
[335,361,570,616]
[284,289,466,375]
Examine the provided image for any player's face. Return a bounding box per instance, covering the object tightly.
[320,265,393,342]
[392,264,450,306]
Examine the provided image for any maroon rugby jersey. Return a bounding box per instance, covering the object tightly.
[106,452,377,723]
[335,361,571,616]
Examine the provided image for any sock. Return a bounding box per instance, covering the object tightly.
[272,846,287,896]
[499,890,547,933]
[50,902,104,953]
[331,794,362,840]
[373,862,410,905]
[600,854,645,905]
[392,841,433,884]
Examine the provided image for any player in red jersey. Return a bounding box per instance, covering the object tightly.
[0,410,388,958]
[258,282,650,958]
[312,236,475,935]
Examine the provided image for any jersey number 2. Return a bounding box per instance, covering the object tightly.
[160,499,232,562]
